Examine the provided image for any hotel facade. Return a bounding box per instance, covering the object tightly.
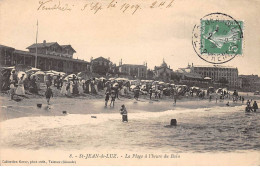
[189,63,239,87]
[0,41,90,74]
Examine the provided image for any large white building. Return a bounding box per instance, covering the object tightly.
[118,59,147,79]
[189,63,239,87]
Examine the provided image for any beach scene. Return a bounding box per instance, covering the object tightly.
[1,0,260,166]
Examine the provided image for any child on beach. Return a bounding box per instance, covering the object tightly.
[45,86,53,105]
[226,101,230,106]
[120,104,128,122]
[105,92,110,107]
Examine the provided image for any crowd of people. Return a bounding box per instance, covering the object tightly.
[3,68,259,114]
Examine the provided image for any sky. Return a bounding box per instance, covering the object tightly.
[0,0,260,75]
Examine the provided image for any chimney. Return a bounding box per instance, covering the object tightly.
[108,57,110,61]
[192,63,193,67]
[43,40,46,46]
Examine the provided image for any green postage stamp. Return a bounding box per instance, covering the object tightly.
[192,12,244,64]
[201,20,243,55]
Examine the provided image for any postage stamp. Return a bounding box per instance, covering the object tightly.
[192,12,244,64]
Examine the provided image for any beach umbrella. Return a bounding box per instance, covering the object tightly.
[116,77,128,81]
[1,66,15,70]
[34,71,45,75]
[67,74,77,78]
[58,72,66,76]
[64,76,73,81]
[130,85,136,90]
[46,72,55,76]
[113,83,119,87]
[204,77,211,80]
[25,67,40,73]
[46,70,59,75]
[158,81,164,85]
[99,77,106,80]
[109,78,115,81]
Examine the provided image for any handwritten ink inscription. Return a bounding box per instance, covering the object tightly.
[37,0,175,14]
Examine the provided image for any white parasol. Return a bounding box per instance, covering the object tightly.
[34,71,45,75]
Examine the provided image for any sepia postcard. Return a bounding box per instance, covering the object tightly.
[0,0,260,166]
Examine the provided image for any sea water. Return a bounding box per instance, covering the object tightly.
[1,102,260,153]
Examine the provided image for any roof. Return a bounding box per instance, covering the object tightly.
[14,50,89,64]
[60,45,76,53]
[27,42,58,49]
[155,66,172,71]
[193,65,237,69]
[0,44,15,50]
[92,56,111,62]
[119,64,146,67]
[183,73,202,79]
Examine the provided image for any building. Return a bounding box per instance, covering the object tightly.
[154,59,173,82]
[188,63,239,87]
[238,75,260,91]
[0,41,90,74]
[27,41,76,58]
[91,56,112,75]
[176,67,203,81]
[117,59,147,79]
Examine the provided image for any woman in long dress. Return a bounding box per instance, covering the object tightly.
[16,74,25,96]
[66,81,72,96]
[78,80,84,95]
[60,80,67,95]
[69,81,73,95]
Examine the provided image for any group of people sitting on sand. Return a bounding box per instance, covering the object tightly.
[245,100,258,112]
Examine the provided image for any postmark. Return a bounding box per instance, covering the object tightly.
[192,12,243,64]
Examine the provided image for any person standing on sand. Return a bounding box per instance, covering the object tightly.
[252,101,258,112]
[247,100,251,106]
[60,80,67,95]
[110,90,116,107]
[173,95,177,105]
[105,92,110,107]
[9,69,18,100]
[149,88,152,100]
[242,97,244,104]
[120,104,128,122]
[16,74,25,96]
[45,86,53,105]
